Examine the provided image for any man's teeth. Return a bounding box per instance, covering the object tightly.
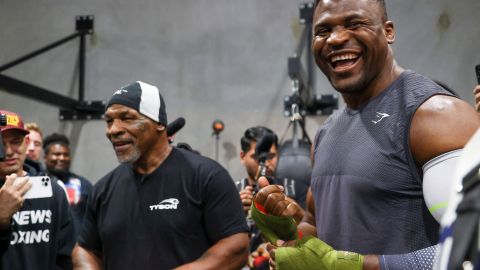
[331,54,358,63]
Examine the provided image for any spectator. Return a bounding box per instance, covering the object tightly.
[236,126,283,270]
[24,122,43,162]
[24,122,46,175]
[43,133,93,238]
[72,81,249,270]
[0,110,75,269]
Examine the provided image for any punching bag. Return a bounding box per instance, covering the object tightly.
[275,139,312,209]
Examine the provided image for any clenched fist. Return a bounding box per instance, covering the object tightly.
[254,177,304,224]
[239,185,254,213]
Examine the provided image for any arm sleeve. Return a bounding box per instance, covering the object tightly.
[422,149,463,222]
[380,245,438,270]
[202,167,249,243]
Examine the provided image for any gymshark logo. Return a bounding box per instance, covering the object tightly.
[149,198,179,211]
[113,89,128,95]
[372,112,390,124]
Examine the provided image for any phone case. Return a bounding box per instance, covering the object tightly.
[24,176,53,199]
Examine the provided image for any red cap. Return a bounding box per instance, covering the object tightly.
[0,110,29,135]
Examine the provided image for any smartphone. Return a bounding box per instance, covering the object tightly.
[24,176,53,199]
[476,64,480,84]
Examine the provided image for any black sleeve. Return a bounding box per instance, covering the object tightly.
[380,245,438,270]
[53,184,76,270]
[79,177,94,222]
[77,185,102,253]
[202,167,249,243]
[0,226,12,255]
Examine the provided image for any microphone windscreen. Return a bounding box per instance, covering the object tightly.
[255,133,275,161]
[166,117,186,137]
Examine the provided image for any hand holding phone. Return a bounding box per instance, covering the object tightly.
[0,174,32,226]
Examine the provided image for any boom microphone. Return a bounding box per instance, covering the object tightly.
[167,117,185,137]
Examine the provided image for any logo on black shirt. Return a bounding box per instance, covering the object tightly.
[10,210,52,245]
[149,198,179,211]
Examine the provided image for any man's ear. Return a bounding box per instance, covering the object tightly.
[157,124,166,132]
[384,21,395,44]
[240,151,246,164]
[24,135,30,147]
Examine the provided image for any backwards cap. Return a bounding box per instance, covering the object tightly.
[106,81,167,126]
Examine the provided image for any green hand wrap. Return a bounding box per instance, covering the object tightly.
[275,236,364,270]
[250,202,298,244]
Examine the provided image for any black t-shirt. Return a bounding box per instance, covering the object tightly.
[78,148,249,270]
[47,171,93,239]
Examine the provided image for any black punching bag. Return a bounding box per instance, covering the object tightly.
[275,139,312,209]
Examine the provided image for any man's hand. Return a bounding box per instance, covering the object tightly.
[266,239,291,270]
[0,174,32,229]
[266,237,366,270]
[250,177,304,244]
[254,177,304,223]
[248,243,270,269]
[474,85,480,112]
[239,186,254,213]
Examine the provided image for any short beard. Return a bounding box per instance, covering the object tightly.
[116,147,141,164]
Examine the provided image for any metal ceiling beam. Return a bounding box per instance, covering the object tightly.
[0,15,105,121]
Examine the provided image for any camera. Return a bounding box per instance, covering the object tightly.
[0,113,6,161]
